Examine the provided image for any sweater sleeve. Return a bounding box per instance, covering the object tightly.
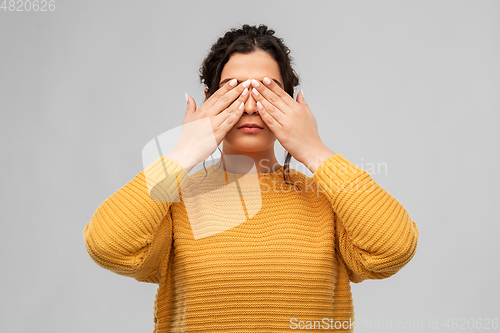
[312,153,419,282]
[83,156,189,284]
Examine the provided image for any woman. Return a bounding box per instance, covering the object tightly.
[83,24,419,332]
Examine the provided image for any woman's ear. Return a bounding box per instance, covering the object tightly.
[204,88,208,100]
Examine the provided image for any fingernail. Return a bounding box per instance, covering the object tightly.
[301,89,305,98]
[229,78,237,87]
[252,88,259,96]
[185,92,189,103]
[242,79,251,88]
[242,87,248,96]
[251,79,260,88]
[239,102,245,110]
[263,77,271,85]
[257,101,263,110]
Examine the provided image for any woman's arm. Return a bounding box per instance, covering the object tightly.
[83,156,189,283]
[312,153,419,282]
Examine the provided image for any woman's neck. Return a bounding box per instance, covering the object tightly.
[218,147,282,174]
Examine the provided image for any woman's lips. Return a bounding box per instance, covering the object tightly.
[239,127,263,133]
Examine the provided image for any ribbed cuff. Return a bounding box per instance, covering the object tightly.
[312,154,371,201]
[143,156,189,202]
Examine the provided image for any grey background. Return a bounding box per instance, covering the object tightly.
[1,0,499,332]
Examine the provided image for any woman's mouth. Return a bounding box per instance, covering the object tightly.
[239,127,263,133]
[237,123,264,133]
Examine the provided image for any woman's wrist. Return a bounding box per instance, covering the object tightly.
[165,147,196,173]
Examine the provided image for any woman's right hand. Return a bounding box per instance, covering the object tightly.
[166,79,251,169]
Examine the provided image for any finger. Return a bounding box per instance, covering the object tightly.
[217,97,248,135]
[182,93,197,124]
[257,77,297,107]
[296,89,312,113]
[250,86,286,126]
[202,78,238,109]
[210,79,251,116]
[255,100,282,135]
[214,85,249,127]
[205,79,251,114]
[250,79,289,113]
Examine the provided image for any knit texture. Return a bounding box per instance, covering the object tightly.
[83,153,419,332]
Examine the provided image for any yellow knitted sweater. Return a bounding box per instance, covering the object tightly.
[83,153,418,332]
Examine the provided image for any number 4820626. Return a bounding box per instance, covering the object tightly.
[1,0,55,11]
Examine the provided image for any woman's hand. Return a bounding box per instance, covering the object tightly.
[249,78,335,172]
[168,79,251,169]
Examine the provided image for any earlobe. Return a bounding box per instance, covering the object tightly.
[204,88,208,99]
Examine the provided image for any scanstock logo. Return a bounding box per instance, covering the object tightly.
[141,118,262,240]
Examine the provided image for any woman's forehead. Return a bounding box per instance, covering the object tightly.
[221,52,282,79]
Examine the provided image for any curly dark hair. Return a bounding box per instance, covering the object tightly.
[198,24,300,186]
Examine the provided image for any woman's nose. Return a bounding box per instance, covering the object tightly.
[243,93,259,115]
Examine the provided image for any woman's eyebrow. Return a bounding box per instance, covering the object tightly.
[219,78,283,88]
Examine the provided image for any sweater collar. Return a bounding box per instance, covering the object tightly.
[205,164,287,186]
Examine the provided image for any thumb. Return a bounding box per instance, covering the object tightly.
[184,92,197,119]
[297,89,307,106]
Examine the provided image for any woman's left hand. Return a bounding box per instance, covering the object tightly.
[250,78,335,172]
